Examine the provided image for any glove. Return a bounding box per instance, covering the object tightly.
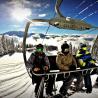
[70,65,76,70]
[43,66,49,72]
[33,67,40,72]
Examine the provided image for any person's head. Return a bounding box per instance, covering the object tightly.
[80,43,87,51]
[36,44,44,53]
[61,42,69,55]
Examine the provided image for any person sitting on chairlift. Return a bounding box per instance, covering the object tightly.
[76,43,96,93]
[56,42,77,97]
[27,44,54,97]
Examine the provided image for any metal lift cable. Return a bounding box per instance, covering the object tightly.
[42,12,56,44]
[42,24,51,44]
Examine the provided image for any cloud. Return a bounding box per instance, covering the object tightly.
[31,3,42,8]
[38,14,47,17]
[8,24,25,31]
[12,2,32,22]
[0,0,50,19]
[0,0,32,21]
[9,25,20,28]
[17,28,25,31]
[30,22,48,27]
[11,7,32,21]
[0,3,11,18]
[28,27,39,33]
[0,0,50,21]
[30,27,38,30]
[44,4,50,8]
[9,0,42,8]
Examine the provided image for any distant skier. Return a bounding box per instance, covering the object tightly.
[27,44,54,97]
[76,43,96,93]
[56,42,77,97]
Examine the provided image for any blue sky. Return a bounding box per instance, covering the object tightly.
[0,0,98,35]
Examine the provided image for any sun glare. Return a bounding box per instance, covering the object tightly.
[11,8,32,22]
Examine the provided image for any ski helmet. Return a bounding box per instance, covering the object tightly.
[61,42,69,53]
[36,44,43,52]
[80,43,87,51]
[80,43,86,48]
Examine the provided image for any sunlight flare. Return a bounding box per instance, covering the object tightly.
[11,8,32,22]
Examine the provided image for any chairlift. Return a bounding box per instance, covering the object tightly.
[22,0,98,97]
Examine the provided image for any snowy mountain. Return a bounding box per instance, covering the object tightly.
[3,31,46,38]
[3,31,33,37]
[1,31,97,51]
[2,31,97,40]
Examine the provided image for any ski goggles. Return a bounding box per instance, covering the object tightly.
[36,48,43,52]
[82,47,87,51]
[64,48,69,52]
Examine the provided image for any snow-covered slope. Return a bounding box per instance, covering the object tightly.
[0,33,98,98]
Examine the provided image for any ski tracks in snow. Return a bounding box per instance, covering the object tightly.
[0,53,35,98]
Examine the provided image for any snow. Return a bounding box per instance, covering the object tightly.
[0,53,34,98]
[0,53,98,98]
[0,33,98,97]
[16,34,97,50]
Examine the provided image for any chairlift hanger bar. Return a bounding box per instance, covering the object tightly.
[32,66,98,76]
